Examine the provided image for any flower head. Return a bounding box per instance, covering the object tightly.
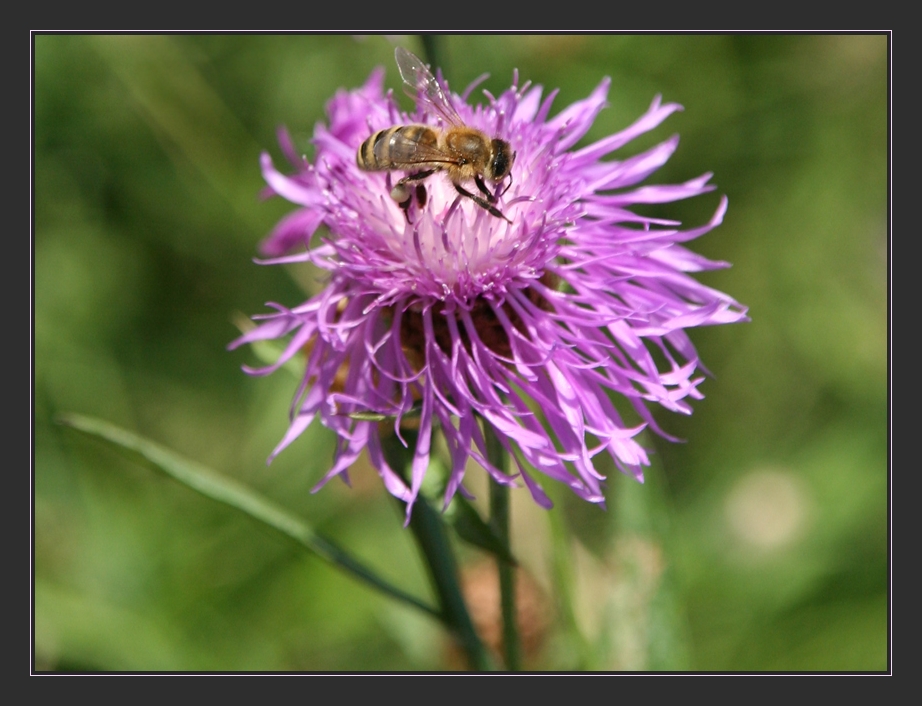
[231,53,748,519]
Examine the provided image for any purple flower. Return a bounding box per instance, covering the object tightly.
[231,57,748,519]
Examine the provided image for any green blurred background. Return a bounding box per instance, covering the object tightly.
[34,34,888,672]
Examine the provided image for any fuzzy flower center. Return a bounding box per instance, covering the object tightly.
[397,270,559,365]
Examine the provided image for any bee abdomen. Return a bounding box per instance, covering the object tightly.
[358,128,394,171]
[357,125,437,171]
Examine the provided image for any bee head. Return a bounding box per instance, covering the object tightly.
[488,139,515,182]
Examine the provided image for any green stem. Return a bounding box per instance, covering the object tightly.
[381,433,493,671]
[407,490,493,671]
[485,424,521,671]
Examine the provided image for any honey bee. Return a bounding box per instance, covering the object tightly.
[357,47,515,222]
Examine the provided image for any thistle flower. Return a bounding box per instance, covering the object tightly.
[230,54,748,519]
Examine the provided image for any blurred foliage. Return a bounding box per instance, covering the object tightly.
[34,33,888,672]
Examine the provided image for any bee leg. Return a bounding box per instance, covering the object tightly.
[474,175,498,203]
[397,184,429,224]
[398,193,414,222]
[455,183,511,223]
[391,170,436,205]
[406,169,436,183]
[414,183,428,209]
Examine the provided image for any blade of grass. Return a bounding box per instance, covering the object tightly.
[56,412,440,622]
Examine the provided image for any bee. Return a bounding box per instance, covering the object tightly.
[357,47,515,222]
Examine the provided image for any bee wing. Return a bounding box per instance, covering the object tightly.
[395,47,465,128]
[383,127,462,167]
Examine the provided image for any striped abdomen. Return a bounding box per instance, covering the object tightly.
[356,125,441,172]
